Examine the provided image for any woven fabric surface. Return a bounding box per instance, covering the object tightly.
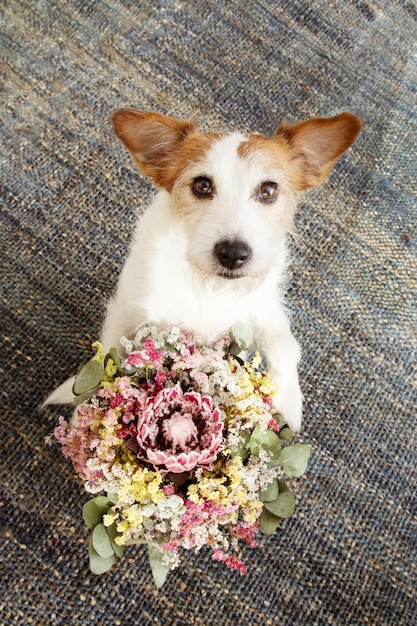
[1,1,416,624]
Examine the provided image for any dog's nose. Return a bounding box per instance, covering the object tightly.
[214,240,252,270]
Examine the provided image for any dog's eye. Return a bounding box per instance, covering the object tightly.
[192,177,213,198]
[258,182,279,203]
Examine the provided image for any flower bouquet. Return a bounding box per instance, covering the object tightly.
[50,324,310,587]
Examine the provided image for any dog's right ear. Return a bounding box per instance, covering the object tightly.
[112,109,198,190]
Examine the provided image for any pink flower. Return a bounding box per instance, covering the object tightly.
[126,339,164,368]
[110,393,124,409]
[136,383,223,474]
[211,549,247,575]
[267,417,280,432]
[155,370,168,387]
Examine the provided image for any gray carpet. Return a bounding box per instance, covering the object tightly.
[1,1,416,624]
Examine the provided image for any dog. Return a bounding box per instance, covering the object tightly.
[46,109,361,432]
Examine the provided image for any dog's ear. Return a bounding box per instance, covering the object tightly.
[112,109,198,190]
[276,113,362,190]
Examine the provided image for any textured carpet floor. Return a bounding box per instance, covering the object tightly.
[1,1,416,625]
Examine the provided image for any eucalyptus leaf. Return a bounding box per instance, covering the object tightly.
[82,497,113,530]
[231,445,250,462]
[107,522,125,559]
[148,543,170,588]
[230,433,250,461]
[277,480,290,493]
[269,443,311,477]
[278,427,293,442]
[258,479,279,502]
[88,536,116,575]
[92,523,115,559]
[229,323,254,352]
[271,412,286,428]
[249,426,281,456]
[73,360,104,396]
[73,389,96,406]
[265,491,295,519]
[259,508,282,536]
[280,443,311,477]
[105,348,124,376]
[93,495,114,510]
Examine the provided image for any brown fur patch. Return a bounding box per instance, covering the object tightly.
[112,109,223,191]
[238,112,361,191]
[237,133,306,190]
[162,132,223,190]
[113,109,361,192]
[275,113,362,189]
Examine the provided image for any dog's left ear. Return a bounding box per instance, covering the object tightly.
[276,113,362,190]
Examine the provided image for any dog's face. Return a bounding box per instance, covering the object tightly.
[168,132,300,280]
[112,109,361,281]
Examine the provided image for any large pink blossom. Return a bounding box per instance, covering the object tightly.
[136,383,223,474]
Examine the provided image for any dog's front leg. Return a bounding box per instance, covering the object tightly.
[255,317,303,433]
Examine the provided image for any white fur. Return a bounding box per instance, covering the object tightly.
[99,133,303,431]
[45,110,361,432]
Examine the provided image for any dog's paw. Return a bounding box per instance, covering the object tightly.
[271,376,303,433]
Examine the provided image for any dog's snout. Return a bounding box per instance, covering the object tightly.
[215,240,252,270]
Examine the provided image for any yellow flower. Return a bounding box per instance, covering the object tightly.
[187,484,202,504]
[105,357,117,378]
[244,500,263,525]
[115,519,130,544]
[91,341,105,363]
[147,476,164,502]
[251,352,262,369]
[224,457,242,489]
[118,467,164,505]
[102,511,118,527]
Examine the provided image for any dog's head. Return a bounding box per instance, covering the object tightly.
[112,109,361,281]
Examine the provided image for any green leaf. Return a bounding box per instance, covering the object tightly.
[249,426,281,456]
[269,443,311,477]
[107,522,124,559]
[277,480,290,493]
[82,496,113,530]
[72,360,104,396]
[265,490,295,519]
[230,433,250,461]
[148,543,170,588]
[271,412,287,428]
[258,479,279,502]
[229,323,254,352]
[73,389,96,406]
[259,508,282,535]
[88,536,116,574]
[92,523,115,559]
[104,348,124,376]
[278,427,293,442]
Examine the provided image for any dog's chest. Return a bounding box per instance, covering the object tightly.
[143,263,259,335]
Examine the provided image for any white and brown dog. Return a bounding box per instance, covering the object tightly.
[47,109,361,432]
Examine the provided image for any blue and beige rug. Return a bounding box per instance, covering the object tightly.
[1,1,416,624]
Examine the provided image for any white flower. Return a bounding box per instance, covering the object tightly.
[139,502,157,517]
[162,551,181,570]
[120,336,133,354]
[240,456,278,496]
[167,327,181,345]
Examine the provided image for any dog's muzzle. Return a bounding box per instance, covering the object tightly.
[214,239,252,273]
